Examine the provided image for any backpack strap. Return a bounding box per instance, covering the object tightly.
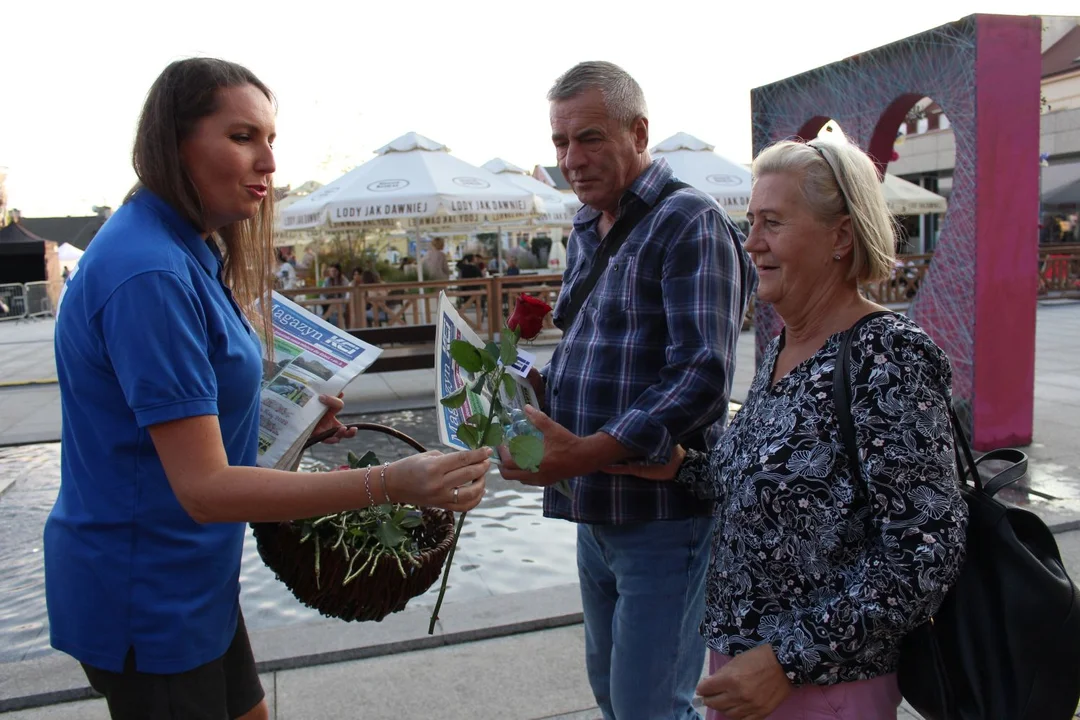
[832,311,894,496]
[834,314,1027,500]
[973,447,1028,497]
[554,180,691,332]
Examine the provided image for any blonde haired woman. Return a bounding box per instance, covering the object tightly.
[613,137,967,719]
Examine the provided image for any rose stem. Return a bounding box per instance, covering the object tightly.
[428,368,505,635]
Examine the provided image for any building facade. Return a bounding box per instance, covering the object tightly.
[886,16,1080,249]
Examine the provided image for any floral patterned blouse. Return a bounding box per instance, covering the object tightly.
[677,313,967,686]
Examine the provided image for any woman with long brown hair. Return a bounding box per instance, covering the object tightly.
[45,58,490,720]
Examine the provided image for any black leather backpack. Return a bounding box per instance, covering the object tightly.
[835,313,1080,720]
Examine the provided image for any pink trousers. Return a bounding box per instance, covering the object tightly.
[704,651,901,720]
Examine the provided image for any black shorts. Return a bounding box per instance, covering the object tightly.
[81,611,264,720]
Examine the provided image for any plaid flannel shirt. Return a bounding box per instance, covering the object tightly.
[543,159,756,525]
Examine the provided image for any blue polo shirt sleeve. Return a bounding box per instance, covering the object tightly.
[99,270,219,427]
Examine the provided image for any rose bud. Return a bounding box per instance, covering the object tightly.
[506,294,553,341]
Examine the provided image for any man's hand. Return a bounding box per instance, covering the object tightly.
[526,368,545,408]
[497,406,582,486]
[498,405,629,486]
[697,644,792,720]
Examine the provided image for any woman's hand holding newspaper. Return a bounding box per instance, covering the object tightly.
[312,393,358,445]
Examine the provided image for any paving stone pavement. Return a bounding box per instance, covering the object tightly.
[0,623,931,719]
[3,306,1080,718]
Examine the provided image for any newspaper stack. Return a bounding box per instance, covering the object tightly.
[256,292,382,470]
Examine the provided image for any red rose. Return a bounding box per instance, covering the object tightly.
[506,294,552,340]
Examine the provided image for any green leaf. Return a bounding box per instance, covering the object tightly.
[501,374,518,400]
[347,450,361,467]
[479,345,498,372]
[440,386,468,409]
[500,331,518,366]
[484,342,501,363]
[449,339,484,373]
[483,423,504,447]
[470,374,487,395]
[508,434,544,472]
[456,423,481,449]
[354,451,380,468]
[376,521,406,548]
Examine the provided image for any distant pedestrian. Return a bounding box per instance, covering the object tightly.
[421,237,451,281]
[275,249,297,289]
[505,255,521,276]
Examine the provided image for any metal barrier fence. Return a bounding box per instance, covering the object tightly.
[0,282,55,321]
[0,283,28,322]
[23,281,54,318]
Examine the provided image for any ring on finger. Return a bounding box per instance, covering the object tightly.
[453,486,459,503]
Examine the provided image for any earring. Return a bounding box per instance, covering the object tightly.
[833,254,841,260]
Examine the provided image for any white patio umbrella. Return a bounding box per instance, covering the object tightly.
[547,233,568,273]
[274,181,324,245]
[654,132,948,222]
[280,132,542,281]
[481,159,576,227]
[881,174,948,215]
[57,242,84,271]
[280,132,543,320]
[651,132,751,221]
[480,158,578,272]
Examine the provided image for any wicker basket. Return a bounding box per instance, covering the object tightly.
[251,423,455,622]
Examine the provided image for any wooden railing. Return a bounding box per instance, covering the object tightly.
[278,274,568,341]
[1039,245,1080,300]
[280,246,1080,338]
[862,253,933,307]
[860,248,1080,306]
[836,247,1080,307]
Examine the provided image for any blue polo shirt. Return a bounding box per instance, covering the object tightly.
[45,189,263,674]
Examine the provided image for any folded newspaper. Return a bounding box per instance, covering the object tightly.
[256,292,382,470]
[434,292,573,497]
[434,292,540,453]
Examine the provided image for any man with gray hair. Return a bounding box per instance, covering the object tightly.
[499,61,756,718]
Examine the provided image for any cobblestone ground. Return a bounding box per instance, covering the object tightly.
[306,408,442,466]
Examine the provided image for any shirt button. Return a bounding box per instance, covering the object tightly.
[553,386,560,396]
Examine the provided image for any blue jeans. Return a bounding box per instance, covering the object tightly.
[577,516,714,720]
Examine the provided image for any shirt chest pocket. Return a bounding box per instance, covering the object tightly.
[590,255,636,318]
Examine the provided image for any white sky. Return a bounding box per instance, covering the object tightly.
[0,0,1072,217]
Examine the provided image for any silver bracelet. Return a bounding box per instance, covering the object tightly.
[363,465,377,508]
[380,461,391,504]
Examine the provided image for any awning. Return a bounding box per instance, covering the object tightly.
[1043,161,1080,209]
[882,174,947,215]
